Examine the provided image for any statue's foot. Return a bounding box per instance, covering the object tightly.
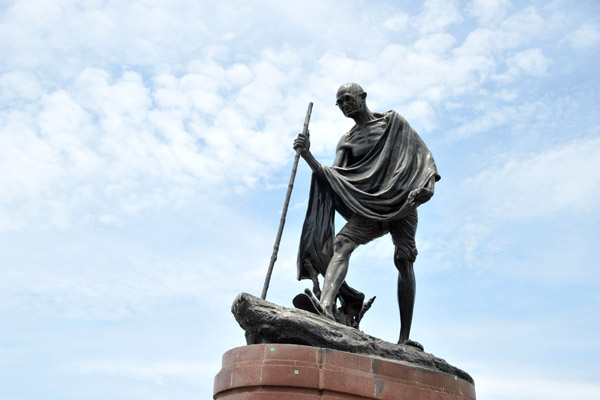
[398,339,424,351]
[293,291,323,316]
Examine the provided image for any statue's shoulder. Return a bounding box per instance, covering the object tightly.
[384,111,414,132]
[383,110,406,122]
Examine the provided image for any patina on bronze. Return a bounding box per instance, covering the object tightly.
[293,83,440,349]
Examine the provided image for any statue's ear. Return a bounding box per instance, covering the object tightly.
[361,92,367,100]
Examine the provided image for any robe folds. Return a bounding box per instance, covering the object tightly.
[297,111,440,315]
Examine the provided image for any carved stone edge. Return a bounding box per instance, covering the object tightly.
[231,292,474,385]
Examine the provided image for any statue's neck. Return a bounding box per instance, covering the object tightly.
[352,107,376,127]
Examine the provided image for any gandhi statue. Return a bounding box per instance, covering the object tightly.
[294,83,440,348]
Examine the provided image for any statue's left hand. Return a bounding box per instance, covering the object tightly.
[407,187,433,208]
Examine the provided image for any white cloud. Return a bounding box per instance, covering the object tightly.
[0,203,273,320]
[495,48,550,81]
[463,137,600,220]
[496,88,518,102]
[414,32,457,53]
[403,100,436,131]
[0,71,42,103]
[508,48,550,75]
[476,373,600,400]
[0,47,316,229]
[565,23,600,49]
[413,0,464,34]
[299,5,557,137]
[0,2,570,232]
[456,6,545,59]
[382,12,410,31]
[428,136,600,273]
[499,6,545,45]
[69,359,217,385]
[447,108,510,140]
[467,0,511,26]
[0,0,213,76]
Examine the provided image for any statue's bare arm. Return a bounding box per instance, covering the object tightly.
[293,131,325,178]
[332,148,347,168]
[294,131,349,175]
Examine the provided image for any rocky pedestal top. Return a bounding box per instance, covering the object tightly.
[231,292,473,385]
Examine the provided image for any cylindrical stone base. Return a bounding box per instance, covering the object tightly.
[214,344,476,399]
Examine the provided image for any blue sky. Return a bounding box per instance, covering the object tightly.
[1,0,599,399]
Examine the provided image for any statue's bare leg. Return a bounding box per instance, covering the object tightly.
[320,236,358,320]
[395,248,415,344]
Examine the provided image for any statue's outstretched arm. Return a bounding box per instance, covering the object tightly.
[293,131,326,178]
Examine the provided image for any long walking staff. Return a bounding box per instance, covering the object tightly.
[261,102,313,300]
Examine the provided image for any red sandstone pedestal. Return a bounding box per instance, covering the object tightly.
[214,344,476,399]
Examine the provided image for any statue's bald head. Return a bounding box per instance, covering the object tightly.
[336,82,365,98]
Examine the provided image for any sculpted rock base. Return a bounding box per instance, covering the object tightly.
[231,292,473,384]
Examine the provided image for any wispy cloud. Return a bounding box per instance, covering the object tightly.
[0,58,312,229]
[494,48,550,81]
[413,0,464,34]
[68,359,218,385]
[463,137,600,220]
[467,0,511,26]
[426,134,600,276]
[475,372,600,400]
[1,1,579,232]
[564,23,600,49]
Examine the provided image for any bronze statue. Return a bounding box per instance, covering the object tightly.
[293,83,440,348]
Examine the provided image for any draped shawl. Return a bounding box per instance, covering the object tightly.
[297,111,440,313]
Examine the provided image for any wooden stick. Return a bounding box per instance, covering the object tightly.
[261,102,313,300]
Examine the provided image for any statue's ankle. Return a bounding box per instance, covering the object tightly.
[322,306,335,320]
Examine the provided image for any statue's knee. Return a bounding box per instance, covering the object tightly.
[394,251,413,272]
[334,236,357,258]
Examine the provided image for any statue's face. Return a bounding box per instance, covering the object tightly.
[336,86,365,118]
